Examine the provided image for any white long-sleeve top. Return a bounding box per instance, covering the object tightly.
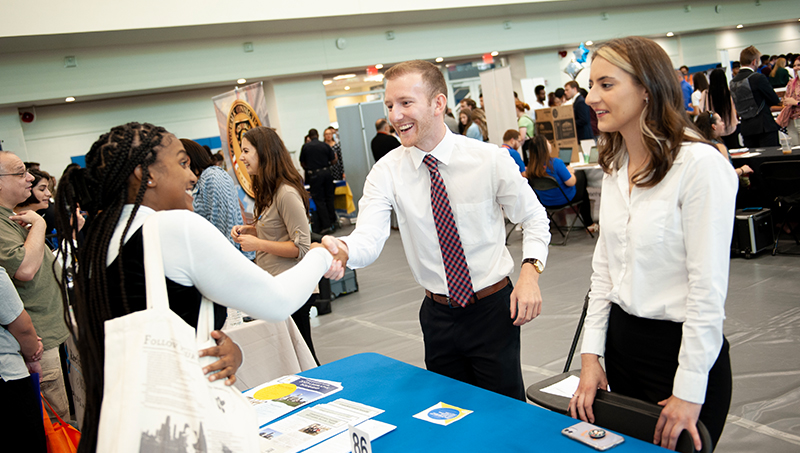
[581,141,738,404]
[107,205,332,323]
[341,129,550,294]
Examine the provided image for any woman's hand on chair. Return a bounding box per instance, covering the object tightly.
[654,395,703,451]
[199,330,243,386]
[568,354,608,424]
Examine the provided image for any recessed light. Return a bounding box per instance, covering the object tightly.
[491,51,499,57]
[344,86,351,91]
[435,57,444,63]
[65,97,75,102]
[736,24,744,29]
[585,41,594,46]
[333,74,356,80]
[666,32,675,37]
[323,80,333,85]
[237,78,247,84]
[375,64,384,69]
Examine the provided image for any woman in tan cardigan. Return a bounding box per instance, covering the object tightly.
[231,126,320,364]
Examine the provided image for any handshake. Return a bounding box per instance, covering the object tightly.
[311,236,349,280]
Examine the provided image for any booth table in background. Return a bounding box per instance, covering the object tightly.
[296,353,665,452]
[733,146,800,209]
[225,319,316,392]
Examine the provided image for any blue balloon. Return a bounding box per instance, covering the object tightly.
[575,42,590,64]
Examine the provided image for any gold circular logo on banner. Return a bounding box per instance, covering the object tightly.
[226,100,261,198]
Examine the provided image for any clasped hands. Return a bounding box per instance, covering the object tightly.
[313,235,349,280]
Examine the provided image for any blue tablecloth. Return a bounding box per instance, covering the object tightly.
[298,353,665,452]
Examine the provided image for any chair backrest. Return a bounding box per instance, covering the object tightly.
[760,160,800,202]
[593,390,713,453]
[528,175,560,192]
[528,175,574,209]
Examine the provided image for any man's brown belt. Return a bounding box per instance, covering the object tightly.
[425,277,511,308]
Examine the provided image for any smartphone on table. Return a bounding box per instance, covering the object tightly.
[562,421,625,451]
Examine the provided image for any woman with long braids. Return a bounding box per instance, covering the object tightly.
[567,37,736,451]
[53,123,339,452]
[232,127,320,364]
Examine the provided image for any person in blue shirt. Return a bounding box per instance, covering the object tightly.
[459,109,483,141]
[527,135,597,232]
[501,130,526,176]
[677,69,694,114]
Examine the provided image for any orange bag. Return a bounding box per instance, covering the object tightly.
[41,394,80,453]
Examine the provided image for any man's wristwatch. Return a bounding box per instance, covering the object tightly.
[522,258,544,274]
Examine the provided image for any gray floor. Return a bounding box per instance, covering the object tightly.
[312,224,800,452]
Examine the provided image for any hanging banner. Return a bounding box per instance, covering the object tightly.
[212,83,270,213]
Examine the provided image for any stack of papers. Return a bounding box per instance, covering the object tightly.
[304,420,396,453]
[243,375,343,426]
[258,399,384,453]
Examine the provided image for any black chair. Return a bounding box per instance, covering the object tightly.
[760,160,800,255]
[528,175,594,246]
[526,290,713,453]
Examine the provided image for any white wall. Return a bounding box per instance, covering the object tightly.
[0,0,540,37]
[0,108,28,157]
[268,75,332,157]
[19,87,221,175]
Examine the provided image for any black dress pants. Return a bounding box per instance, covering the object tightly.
[308,168,336,232]
[292,294,320,366]
[0,375,47,452]
[419,284,525,401]
[605,304,732,451]
[743,130,779,148]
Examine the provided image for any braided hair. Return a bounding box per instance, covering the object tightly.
[53,122,167,453]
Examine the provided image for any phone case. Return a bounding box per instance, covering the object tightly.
[562,421,625,451]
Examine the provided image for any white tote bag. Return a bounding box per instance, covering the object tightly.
[96,213,260,452]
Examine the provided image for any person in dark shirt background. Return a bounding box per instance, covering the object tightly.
[370,118,401,162]
[299,128,338,233]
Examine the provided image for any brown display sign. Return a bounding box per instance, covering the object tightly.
[226,100,261,198]
[534,106,580,163]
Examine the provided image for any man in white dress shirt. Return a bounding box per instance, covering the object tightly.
[322,60,550,400]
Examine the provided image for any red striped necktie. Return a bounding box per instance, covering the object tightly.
[422,153,474,307]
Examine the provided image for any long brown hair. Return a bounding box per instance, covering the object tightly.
[527,135,553,178]
[593,36,703,188]
[243,127,309,219]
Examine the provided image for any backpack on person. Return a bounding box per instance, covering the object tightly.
[730,72,765,120]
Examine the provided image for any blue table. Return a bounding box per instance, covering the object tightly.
[299,353,665,452]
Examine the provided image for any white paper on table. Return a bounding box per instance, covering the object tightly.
[258,399,384,453]
[540,375,581,398]
[730,152,762,158]
[304,420,396,453]
[243,375,343,427]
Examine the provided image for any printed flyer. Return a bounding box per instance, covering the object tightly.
[243,375,343,426]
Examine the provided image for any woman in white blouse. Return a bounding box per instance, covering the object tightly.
[568,37,737,452]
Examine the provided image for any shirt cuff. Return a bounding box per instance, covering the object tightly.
[580,328,607,357]
[672,367,708,405]
[522,242,548,269]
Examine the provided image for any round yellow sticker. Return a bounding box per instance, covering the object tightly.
[253,383,297,400]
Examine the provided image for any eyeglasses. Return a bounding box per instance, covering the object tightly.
[0,171,29,178]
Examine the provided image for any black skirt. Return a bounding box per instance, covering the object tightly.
[605,303,732,450]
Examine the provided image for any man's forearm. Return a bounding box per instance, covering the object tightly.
[15,220,46,281]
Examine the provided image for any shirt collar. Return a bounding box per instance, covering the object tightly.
[409,128,455,170]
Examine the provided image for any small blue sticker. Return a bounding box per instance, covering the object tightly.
[427,408,460,420]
